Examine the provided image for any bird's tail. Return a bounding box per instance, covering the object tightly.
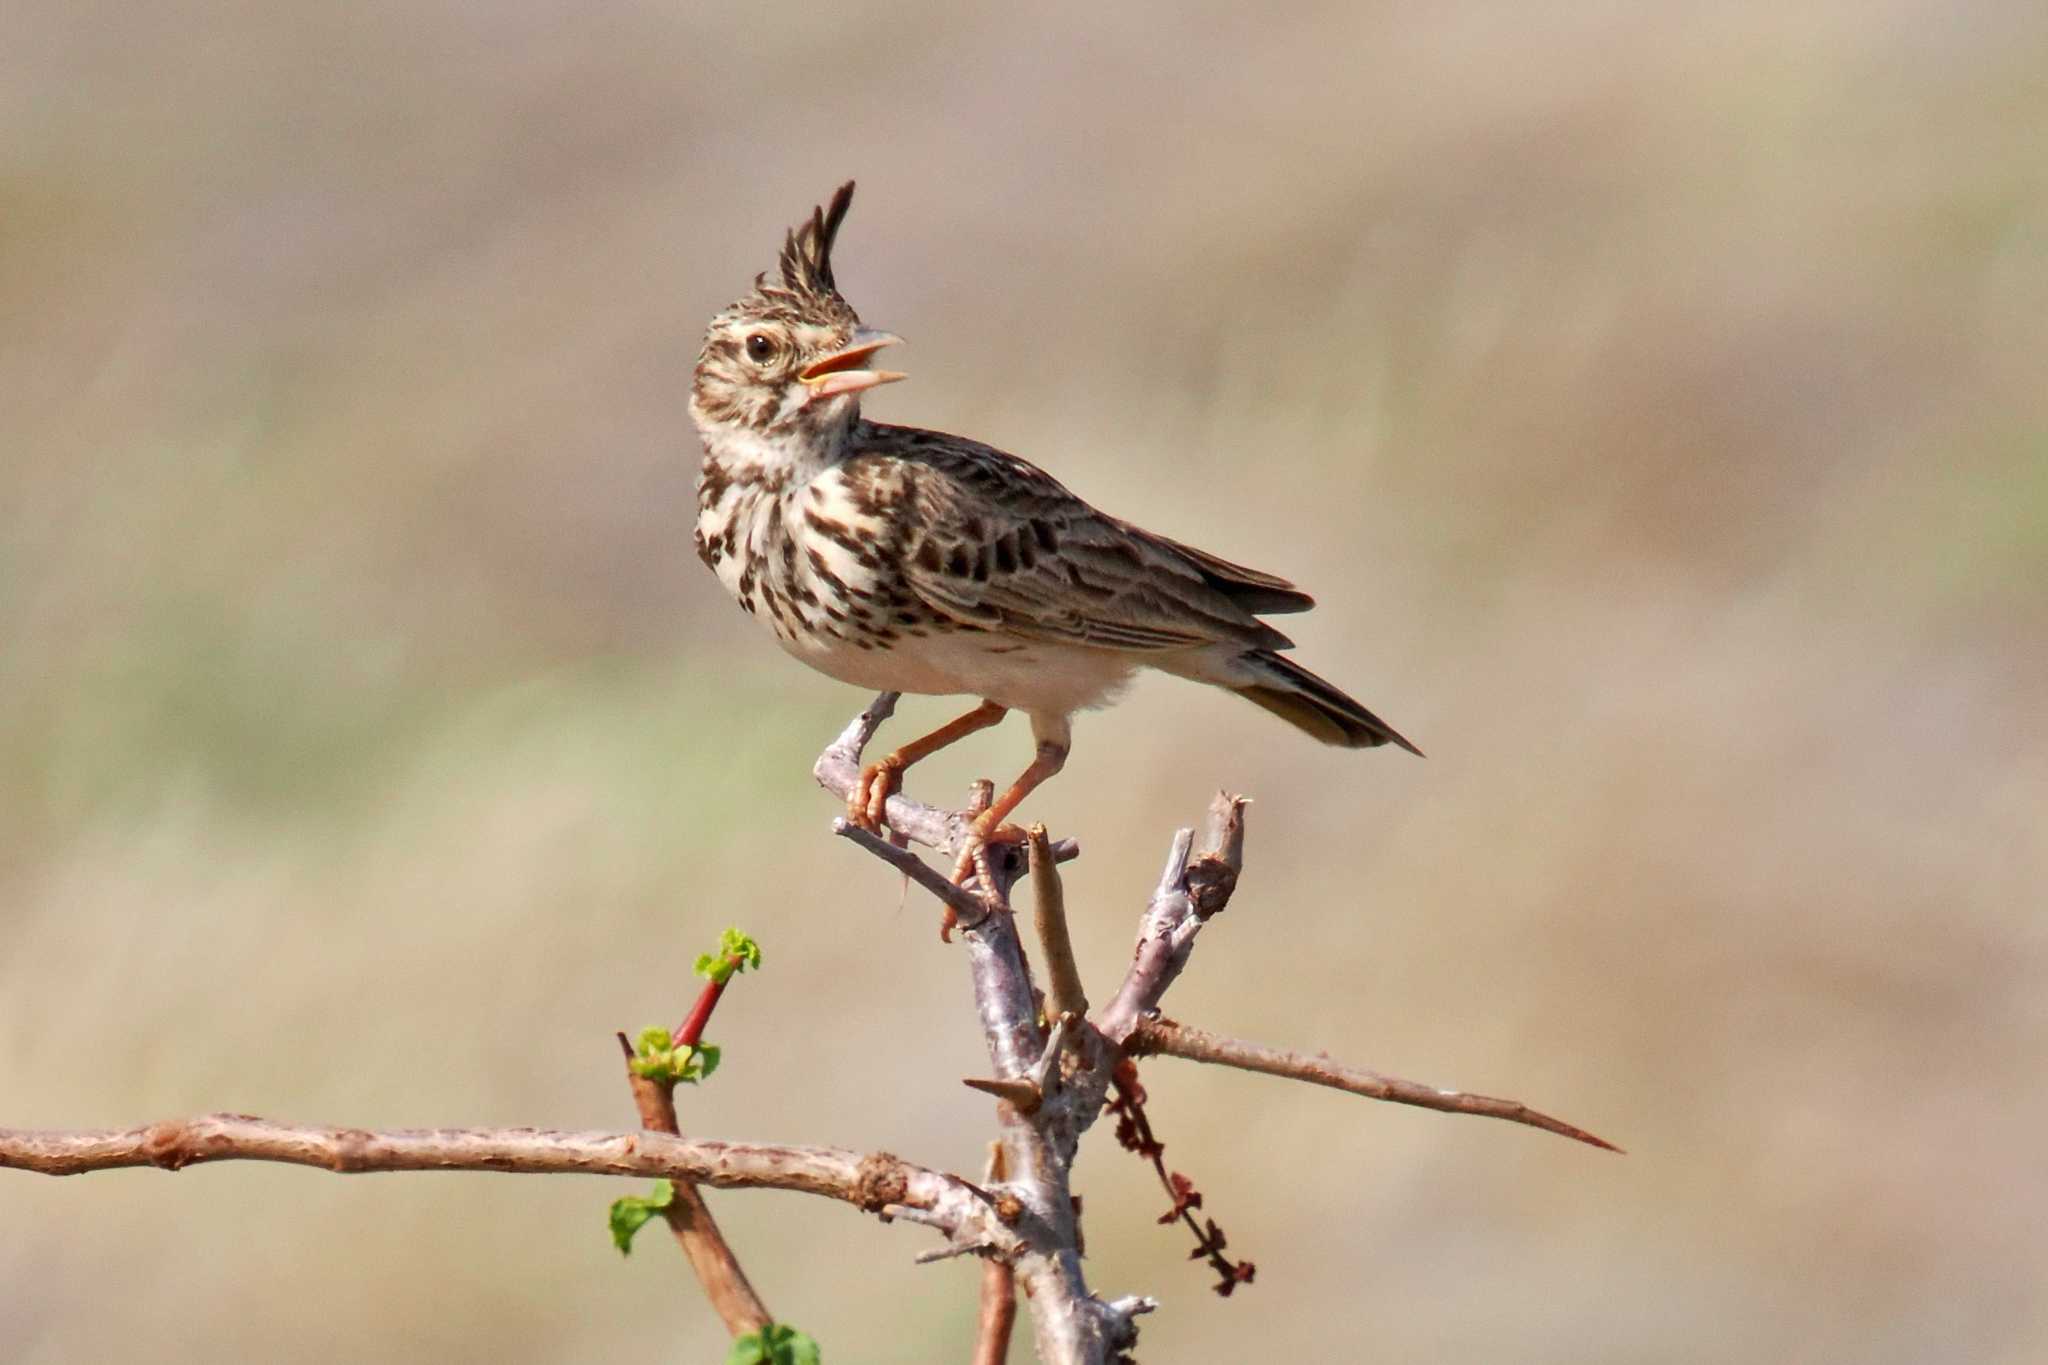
[1227,650,1422,755]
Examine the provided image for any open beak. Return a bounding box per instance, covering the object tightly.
[800,328,906,400]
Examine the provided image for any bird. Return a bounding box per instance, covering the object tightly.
[690,182,1418,896]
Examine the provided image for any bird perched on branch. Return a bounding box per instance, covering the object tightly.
[691,182,1417,895]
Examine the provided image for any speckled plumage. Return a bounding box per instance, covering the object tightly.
[690,183,1416,864]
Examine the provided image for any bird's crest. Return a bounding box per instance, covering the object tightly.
[778,181,856,300]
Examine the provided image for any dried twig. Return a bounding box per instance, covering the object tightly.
[972,1143,1018,1365]
[834,818,996,929]
[1029,825,1089,1022]
[1092,793,1248,1044]
[1104,1061,1255,1297]
[0,1115,994,1216]
[1128,1017,1621,1152]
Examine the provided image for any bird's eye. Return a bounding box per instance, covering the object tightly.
[745,333,777,365]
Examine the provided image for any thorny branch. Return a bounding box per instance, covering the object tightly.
[821,693,1615,1364]
[821,699,1152,1365]
[1128,1017,1623,1152]
[0,1114,1002,1225]
[3,691,1615,1365]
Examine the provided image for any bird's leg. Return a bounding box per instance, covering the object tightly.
[849,700,1009,833]
[949,739,1069,895]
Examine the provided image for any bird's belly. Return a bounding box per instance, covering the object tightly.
[787,628,1139,718]
[698,474,1139,716]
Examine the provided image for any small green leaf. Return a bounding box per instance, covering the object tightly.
[607,1180,675,1255]
[630,1027,720,1085]
[721,928,764,973]
[697,928,764,985]
[726,1323,820,1365]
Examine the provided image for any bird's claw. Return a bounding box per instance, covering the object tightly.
[937,817,1032,938]
[847,757,905,834]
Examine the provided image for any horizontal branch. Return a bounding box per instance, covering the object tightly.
[0,1112,1009,1211]
[1127,1018,1621,1152]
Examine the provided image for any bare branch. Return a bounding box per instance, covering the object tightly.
[1128,1018,1621,1152]
[0,1114,1019,1213]
[815,701,1609,1356]
[1029,826,1089,1021]
[1092,795,1249,1044]
[816,697,1144,1364]
[974,1143,1017,1365]
[813,691,965,855]
[1184,792,1247,920]
[974,1256,1018,1363]
[833,818,995,929]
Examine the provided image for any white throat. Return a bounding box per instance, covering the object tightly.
[690,396,860,481]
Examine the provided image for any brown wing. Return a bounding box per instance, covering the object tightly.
[887,433,1297,653]
[1113,523,1316,616]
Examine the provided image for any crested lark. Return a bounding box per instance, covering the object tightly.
[691,183,1418,898]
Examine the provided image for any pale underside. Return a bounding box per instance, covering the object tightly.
[776,611,1153,741]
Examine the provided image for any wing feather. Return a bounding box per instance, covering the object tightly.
[886,433,1297,654]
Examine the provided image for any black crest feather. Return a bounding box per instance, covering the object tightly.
[778,181,856,298]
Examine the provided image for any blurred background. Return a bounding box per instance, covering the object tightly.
[4,2,2045,1360]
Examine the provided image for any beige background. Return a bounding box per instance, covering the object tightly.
[5,3,2045,1361]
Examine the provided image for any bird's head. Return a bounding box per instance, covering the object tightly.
[691,181,904,457]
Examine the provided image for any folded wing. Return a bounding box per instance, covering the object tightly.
[889,439,1302,654]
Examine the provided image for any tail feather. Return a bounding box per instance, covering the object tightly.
[1232,650,1422,755]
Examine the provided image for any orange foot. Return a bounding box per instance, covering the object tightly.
[938,815,1033,940]
[847,756,906,834]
